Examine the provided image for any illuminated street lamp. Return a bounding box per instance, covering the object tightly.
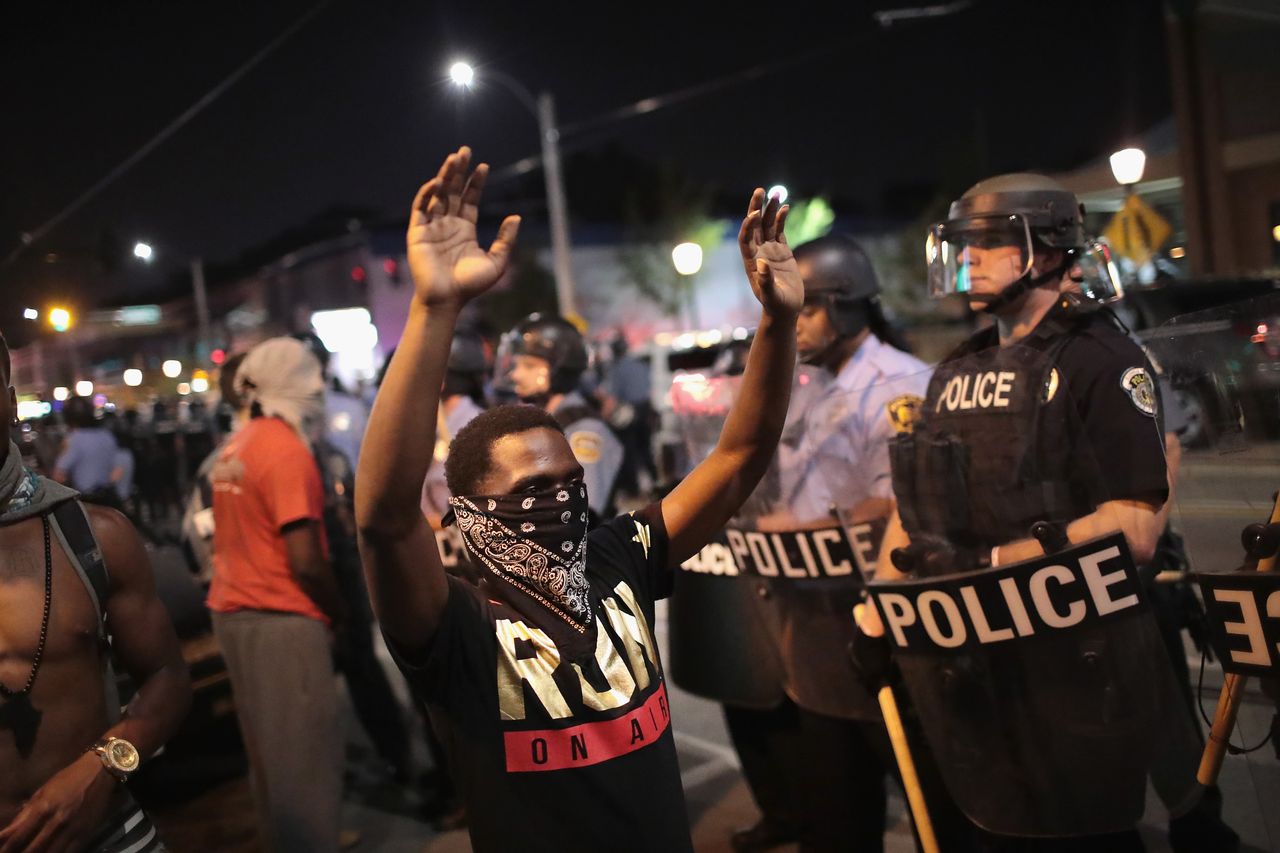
[671,242,704,329]
[75,380,94,397]
[1109,148,1146,188]
[449,61,475,87]
[53,386,69,402]
[672,242,704,276]
[123,369,143,387]
[162,359,182,378]
[23,308,38,321]
[448,60,578,317]
[177,382,192,396]
[131,240,210,360]
[48,307,72,333]
[191,377,209,393]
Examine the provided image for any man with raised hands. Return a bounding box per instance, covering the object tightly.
[356,146,802,852]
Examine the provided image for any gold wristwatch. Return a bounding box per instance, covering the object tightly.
[88,736,141,782]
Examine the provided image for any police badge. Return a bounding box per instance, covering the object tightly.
[1119,367,1156,417]
[886,394,923,434]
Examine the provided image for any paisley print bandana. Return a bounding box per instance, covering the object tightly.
[448,482,592,626]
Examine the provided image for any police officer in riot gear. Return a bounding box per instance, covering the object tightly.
[857,174,1212,851]
[502,313,623,524]
[726,234,930,852]
[885,173,1165,570]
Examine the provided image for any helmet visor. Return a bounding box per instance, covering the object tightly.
[926,214,1034,299]
[492,331,517,395]
[1069,240,1124,303]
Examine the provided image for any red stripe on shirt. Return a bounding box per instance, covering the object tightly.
[504,683,671,772]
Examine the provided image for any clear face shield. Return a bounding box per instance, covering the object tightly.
[491,332,518,397]
[925,215,1035,300]
[1067,240,1124,303]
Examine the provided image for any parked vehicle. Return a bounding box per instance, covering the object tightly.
[1127,277,1280,444]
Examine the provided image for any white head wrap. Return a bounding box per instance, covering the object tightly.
[235,337,326,441]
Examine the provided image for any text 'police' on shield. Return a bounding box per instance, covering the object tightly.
[869,533,1146,653]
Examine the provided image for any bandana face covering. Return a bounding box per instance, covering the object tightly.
[448,482,592,628]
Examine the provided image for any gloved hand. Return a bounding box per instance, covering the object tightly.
[890,534,986,577]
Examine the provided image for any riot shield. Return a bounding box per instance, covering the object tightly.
[871,337,1205,839]
[669,360,933,721]
[1144,291,1280,850]
[667,368,789,708]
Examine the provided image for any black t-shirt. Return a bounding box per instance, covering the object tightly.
[393,505,693,853]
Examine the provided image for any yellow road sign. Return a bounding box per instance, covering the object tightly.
[1103,194,1171,266]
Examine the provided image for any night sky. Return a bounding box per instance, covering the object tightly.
[1,0,1172,314]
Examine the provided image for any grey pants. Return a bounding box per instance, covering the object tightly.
[212,610,342,853]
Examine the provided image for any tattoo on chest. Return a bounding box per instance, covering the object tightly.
[0,549,41,583]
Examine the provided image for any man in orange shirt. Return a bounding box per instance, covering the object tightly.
[208,336,348,853]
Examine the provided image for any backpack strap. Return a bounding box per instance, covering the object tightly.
[50,500,110,642]
[48,500,122,722]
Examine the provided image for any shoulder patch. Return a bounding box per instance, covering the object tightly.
[1043,368,1060,403]
[886,394,924,434]
[1120,367,1156,417]
[568,431,603,463]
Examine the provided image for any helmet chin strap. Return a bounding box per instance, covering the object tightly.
[519,391,552,408]
[972,260,1069,315]
[798,332,839,366]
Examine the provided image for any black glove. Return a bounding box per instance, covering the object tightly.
[848,625,895,691]
[890,533,986,577]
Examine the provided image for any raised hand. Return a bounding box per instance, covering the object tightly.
[406,146,521,308]
[738,188,803,317]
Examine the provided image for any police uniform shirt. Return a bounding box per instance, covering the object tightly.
[786,335,931,522]
[387,506,693,853]
[957,305,1168,507]
[325,389,369,470]
[553,392,623,517]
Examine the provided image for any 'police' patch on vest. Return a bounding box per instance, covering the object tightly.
[568,431,603,463]
[887,394,924,434]
[1120,367,1156,417]
[934,371,1018,414]
[868,533,1143,653]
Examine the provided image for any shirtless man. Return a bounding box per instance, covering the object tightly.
[0,330,192,853]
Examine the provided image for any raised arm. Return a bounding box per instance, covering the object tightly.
[661,189,802,564]
[355,146,519,653]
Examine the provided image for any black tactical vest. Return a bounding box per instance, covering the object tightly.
[891,304,1105,550]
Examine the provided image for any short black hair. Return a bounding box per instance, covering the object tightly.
[219,352,248,410]
[444,404,564,496]
[0,329,9,384]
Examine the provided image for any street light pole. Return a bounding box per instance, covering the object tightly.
[137,242,210,359]
[452,65,579,318]
[536,92,578,319]
[191,256,210,358]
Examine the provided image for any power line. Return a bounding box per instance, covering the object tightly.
[486,1,975,185]
[2,0,333,269]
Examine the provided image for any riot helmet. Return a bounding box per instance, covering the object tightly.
[926,173,1121,313]
[444,328,488,405]
[793,234,902,364]
[499,313,588,403]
